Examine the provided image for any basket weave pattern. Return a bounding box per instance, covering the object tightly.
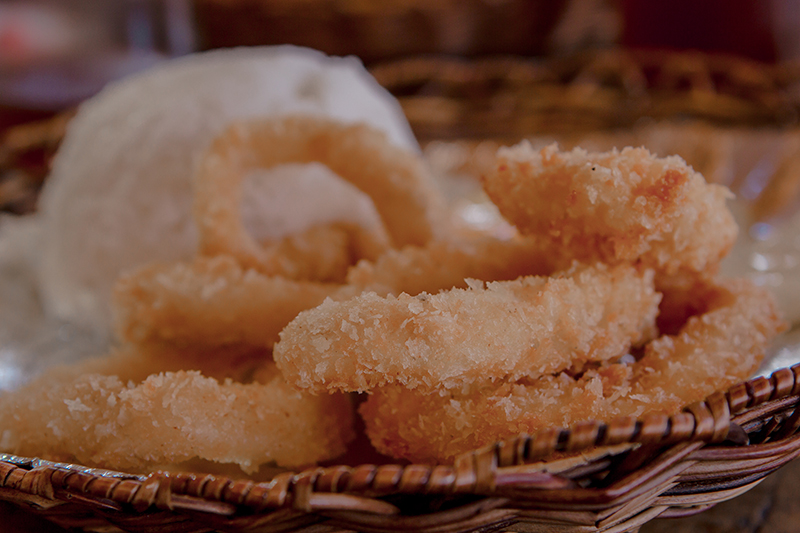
[1,365,799,532]
[369,50,800,140]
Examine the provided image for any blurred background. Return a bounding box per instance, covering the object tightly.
[2,0,800,133]
[4,0,800,209]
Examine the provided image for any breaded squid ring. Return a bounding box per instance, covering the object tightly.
[343,233,557,297]
[274,262,661,393]
[259,222,389,283]
[359,277,785,463]
[195,115,443,272]
[114,227,559,351]
[0,359,355,474]
[483,143,738,275]
[113,254,340,349]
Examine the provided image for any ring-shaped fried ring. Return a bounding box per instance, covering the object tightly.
[274,262,661,393]
[359,277,785,463]
[194,115,443,273]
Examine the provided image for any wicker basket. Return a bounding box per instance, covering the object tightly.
[0,365,799,532]
[2,50,800,532]
[369,49,800,141]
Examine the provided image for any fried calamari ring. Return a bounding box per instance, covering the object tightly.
[0,361,354,473]
[274,263,661,393]
[257,221,388,283]
[195,115,443,272]
[114,227,565,352]
[483,143,738,275]
[343,233,557,297]
[114,255,339,349]
[111,342,272,384]
[359,277,785,463]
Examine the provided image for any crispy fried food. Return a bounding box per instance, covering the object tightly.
[342,233,556,297]
[31,342,271,387]
[275,263,661,393]
[195,115,444,273]
[15,99,782,474]
[483,143,738,275]
[360,277,785,463]
[0,359,354,473]
[261,222,388,283]
[113,255,339,349]
[114,225,560,352]
[113,221,394,351]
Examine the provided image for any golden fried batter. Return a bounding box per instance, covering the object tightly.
[275,263,660,393]
[343,234,556,297]
[0,359,354,473]
[483,143,737,275]
[195,115,444,271]
[360,277,784,463]
[114,255,338,349]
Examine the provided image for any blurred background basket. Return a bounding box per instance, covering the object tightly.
[370,50,800,140]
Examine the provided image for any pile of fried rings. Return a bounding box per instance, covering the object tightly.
[0,115,785,471]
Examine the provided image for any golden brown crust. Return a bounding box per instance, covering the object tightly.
[342,233,557,297]
[194,115,444,272]
[483,143,738,276]
[256,222,390,283]
[360,277,785,463]
[0,359,355,473]
[275,262,661,393]
[113,255,339,350]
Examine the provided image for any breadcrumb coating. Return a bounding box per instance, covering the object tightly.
[195,115,444,270]
[360,277,785,463]
[343,234,557,297]
[275,263,660,393]
[0,361,354,473]
[253,222,389,283]
[483,143,738,275]
[114,255,338,349]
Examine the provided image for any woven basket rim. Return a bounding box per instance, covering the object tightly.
[0,362,798,533]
